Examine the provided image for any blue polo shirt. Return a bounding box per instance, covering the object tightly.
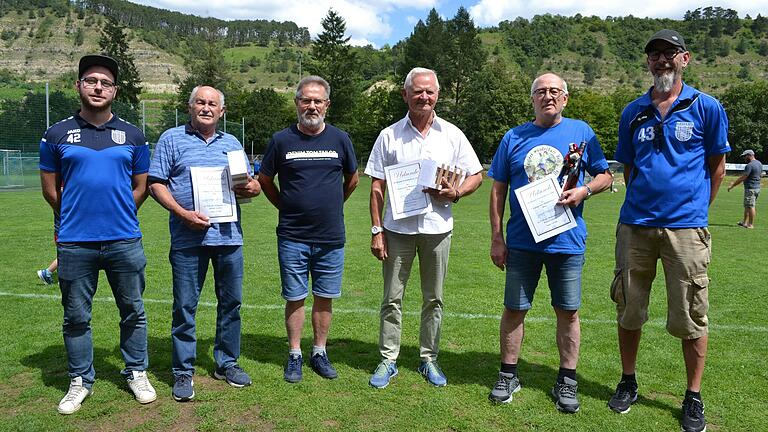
[616,83,730,228]
[488,118,609,254]
[148,124,252,250]
[39,112,149,242]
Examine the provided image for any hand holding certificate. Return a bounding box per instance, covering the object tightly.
[514,175,576,243]
[384,161,432,220]
[190,166,238,223]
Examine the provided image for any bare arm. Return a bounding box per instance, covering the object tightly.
[40,170,61,212]
[148,181,210,230]
[727,174,747,192]
[490,180,508,271]
[369,177,387,261]
[257,173,280,209]
[132,173,149,210]
[558,169,614,207]
[232,175,262,198]
[707,153,726,205]
[343,171,359,202]
[623,164,633,185]
[424,172,483,202]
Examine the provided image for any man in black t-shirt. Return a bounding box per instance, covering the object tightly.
[259,75,359,383]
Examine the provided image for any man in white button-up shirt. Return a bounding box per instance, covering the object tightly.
[364,67,483,389]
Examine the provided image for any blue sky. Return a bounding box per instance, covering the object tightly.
[131,1,768,48]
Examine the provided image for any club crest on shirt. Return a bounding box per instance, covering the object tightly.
[675,122,694,142]
[111,129,126,144]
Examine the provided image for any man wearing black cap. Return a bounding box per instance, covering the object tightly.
[39,54,156,414]
[728,149,762,228]
[608,30,730,432]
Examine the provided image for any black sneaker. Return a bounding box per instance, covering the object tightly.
[608,380,638,414]
[309,352,338,379]
[681,395,706,432]
[488,372,521,404]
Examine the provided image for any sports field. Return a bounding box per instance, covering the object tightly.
[0,176,765,431]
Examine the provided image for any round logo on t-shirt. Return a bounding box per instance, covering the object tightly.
[523,145,562,182]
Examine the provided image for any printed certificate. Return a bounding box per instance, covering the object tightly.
[514,175,576,243]
[190,166,238,223]
[384,161,432,220]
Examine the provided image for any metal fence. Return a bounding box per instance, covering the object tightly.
[0,84,248,189]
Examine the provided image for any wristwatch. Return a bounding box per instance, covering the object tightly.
[371,226,384,235]
[584,185,593,200]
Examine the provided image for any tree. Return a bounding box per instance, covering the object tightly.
[398,9,448,81]
[445,7,486,105]
[308,9,359,128]
[239,88,295,154]
[720,81,768,159]
[99,16,142,106]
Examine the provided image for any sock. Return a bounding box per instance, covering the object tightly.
[289,348,302,357]
[622,373,637,385]
[558,367,577,381]
[685,390,702,400]
[500,363,517,375]
[311,345,326,357]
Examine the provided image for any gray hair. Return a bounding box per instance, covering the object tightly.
[295,75,331,100]
[188,85,225,106]
[404,67,440,91]
[530,73,569,97]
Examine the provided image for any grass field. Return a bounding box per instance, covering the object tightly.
[0,176,765,431]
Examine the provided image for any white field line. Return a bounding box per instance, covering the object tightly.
[2,291,766,333]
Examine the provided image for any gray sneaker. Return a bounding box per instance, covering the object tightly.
[488,372,521,403]
[552,376,580,413]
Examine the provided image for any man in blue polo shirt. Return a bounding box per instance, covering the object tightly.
[39,54,156,414]
[607,30,729,432]
[148,85,261,401]
[259,75,359,383]
[487,73,612,412]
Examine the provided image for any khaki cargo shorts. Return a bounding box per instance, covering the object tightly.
[611,223,711,339]
[744,189,760,208]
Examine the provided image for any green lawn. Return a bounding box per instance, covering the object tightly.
[0,176,765,431]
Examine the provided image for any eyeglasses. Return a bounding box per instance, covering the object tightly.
[532,87,566,98]
[647,48,683,61]
[80,77,117,91]
[653,124,664,151]
[297,97,328,107]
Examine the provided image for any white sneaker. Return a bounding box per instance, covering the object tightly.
[127,371,157,404]
[58,377,92,415]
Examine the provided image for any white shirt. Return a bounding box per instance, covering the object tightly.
[364,113,483,235]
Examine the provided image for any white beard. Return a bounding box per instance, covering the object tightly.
[653,71,676,93]
[298,110,324,129]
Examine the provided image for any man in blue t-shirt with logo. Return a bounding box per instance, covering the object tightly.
[486,73,612,413]
[148,85,261,401]
[607,30,729,432]
[259,76,359,383]
[39,55,156,414]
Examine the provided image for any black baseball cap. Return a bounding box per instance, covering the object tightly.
[78,54,119,81]
[644,29,686,53]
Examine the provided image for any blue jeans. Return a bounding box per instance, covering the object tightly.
[57,238,148,387]
[277,237,344,301]
[504,249,585,311]
[170,245,243,377]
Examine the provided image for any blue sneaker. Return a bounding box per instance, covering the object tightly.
[37,269,54,285]
[309,352,338,379]
[214,364,252,388]
[369,360,398,389]
[172,375,194,402]
[418,361,447,387]
[284,354,303,383]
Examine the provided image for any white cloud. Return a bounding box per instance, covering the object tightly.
[469,0,768,27]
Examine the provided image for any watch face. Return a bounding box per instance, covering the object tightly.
[371,226,382,235]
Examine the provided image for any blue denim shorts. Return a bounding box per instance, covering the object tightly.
[504,249,584,311]
[277,237,344,301]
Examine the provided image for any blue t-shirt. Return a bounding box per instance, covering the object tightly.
[487,118,609,254]
[616,83,730,228]
[39,112,149,242]
[260,124,357,244]
[148,124,252,250]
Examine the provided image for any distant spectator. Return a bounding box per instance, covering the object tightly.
[727,149,762,228]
